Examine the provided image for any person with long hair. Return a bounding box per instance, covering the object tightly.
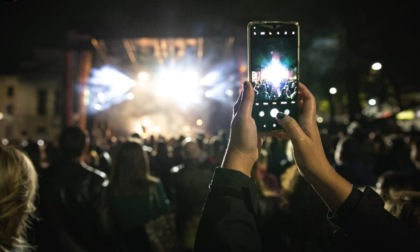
[104,139,172,251]
[0,145,37,252]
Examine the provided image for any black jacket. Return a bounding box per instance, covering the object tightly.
[42,159,109,252]
[194,168,420,252]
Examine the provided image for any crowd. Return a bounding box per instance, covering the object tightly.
[1,82,419,251]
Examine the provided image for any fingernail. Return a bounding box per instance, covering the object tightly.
[243,81,248,89]
[276,112,285,120]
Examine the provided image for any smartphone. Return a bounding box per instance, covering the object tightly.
[247,21,300,132]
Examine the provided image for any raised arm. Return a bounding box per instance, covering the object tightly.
[271,83,352,212]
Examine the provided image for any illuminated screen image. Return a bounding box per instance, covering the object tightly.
[250,25,298,102]
[249,22,299,131]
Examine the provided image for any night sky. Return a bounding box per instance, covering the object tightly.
[1,0,419,91]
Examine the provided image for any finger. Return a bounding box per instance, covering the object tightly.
[238,81,254,117]
[298,83,316,122]
[276,113,307,143]
[296,83,319,138]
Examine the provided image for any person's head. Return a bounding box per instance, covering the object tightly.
[22,141,41,171]
[385,191,420,233]
[153,138,169,158]
[209,136,226,160]
[0,145,38,251]
[334,136,362,166]
[110,140,154,194]
[181,137,201,160]
[347,120,368,143]
[59,126,90,159]
[376,170,411,201]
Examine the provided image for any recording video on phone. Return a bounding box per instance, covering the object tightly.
[248,22,299,131]
[250,27,298,105]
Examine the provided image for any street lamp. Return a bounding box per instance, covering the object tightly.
[371,62,382,71]
[368,98,377,106]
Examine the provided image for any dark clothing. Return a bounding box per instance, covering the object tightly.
[106,181,171,252]
[170,159,214,250]
[43,159,109,252]
[170,160,214,215]
[194,168,420,252]
[329,186,419,251]
[194,168,260,251]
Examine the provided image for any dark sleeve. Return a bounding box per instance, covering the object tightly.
[194,168,262,252]
[156,181,171,213]
[328,186,420,251]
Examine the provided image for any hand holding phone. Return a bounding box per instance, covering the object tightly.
[247,21,300,132]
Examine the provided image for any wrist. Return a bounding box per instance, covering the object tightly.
[221,148,256,177]
[302,163,353,212]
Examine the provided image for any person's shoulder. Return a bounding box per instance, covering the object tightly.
[80,162,109,186]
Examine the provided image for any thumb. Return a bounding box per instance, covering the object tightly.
[238,81,254,117]
[276,112,307,141]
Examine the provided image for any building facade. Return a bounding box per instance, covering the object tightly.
[0,74,62,145]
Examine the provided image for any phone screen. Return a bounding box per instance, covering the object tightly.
[248,21,299,131]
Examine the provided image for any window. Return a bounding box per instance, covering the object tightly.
[36,127,46,134]
[37,89,47,115]
[7,86,14,97]
[6,104,13,115]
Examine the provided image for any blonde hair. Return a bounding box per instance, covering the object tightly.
[0,145,38,251]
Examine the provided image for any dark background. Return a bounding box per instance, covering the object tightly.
[1,1,418,70]
[1,0,419,117]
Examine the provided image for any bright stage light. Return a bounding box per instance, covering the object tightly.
[142,118,152,128]
[182,125,191,133]
[98,92,105,103]
[225,89,233,97]
[261,60,289,85]
[153,126,161,134]
[90,65,135,88]
[199,71,220,86]
[88,65,136,113]
[156,68,201,106]
[138,71,150,82]
[126,92,134,100]
[204,90,212,98]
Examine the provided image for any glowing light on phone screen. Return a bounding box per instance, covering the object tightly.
[270,108,279,118]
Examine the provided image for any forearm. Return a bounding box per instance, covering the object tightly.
[194,168,261,252]
[221,148,256,178]
[301,161,352,213]
[330,186,420,251]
